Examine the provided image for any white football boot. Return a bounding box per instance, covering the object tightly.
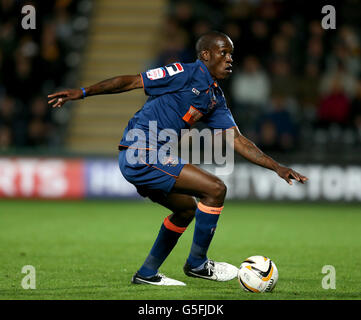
[184,259,238,281]
[131,272,186,286]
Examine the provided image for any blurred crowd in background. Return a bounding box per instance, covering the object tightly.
[0,0,91,152]
[1,0,361,158]
[157,0,361,156]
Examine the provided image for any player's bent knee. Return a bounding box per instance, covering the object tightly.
[207,178,227,204]
[215,180,227,200]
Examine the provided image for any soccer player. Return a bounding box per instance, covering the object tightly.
[48,31,308,286]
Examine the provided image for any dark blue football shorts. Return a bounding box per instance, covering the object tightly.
[118,147,186,197]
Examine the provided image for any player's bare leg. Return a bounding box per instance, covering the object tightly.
[172,164,238,281]
[172,164,227,207]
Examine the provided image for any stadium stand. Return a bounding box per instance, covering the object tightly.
[159,0,361,160]
[1,0,361,161]
[0,0,92,152]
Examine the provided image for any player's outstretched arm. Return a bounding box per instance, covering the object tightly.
[228,127,308,185]
[48,74,143,108]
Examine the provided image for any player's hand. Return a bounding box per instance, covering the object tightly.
[276,165,308,185]
[48,89,83,108]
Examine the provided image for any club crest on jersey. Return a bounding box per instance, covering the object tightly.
[182,105,203,126]
[146,67,166,80]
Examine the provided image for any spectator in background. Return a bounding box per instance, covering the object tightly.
[305,36,324,72]
[307,20,325,44]
[192,19,212,46]
[157,16,180,47]
[320,61,357,98]
[0,94,26,145]
[278,21,300,68]
[279,21,297,40]
[297,62,321,121]
[0,95,17,128]
[339,26,361,71]
[54,6,73,44]
[27,119,48,147]
[39,21,65,87]
[231,55,270,132]
[173,0,195,32]
[244,19,270,66]
[232,55,270,107]
[317,77,351,128]
[0,0,17,18]
[27,96,54,147]
[256,0,280,29]
[326,26,361,77]
[269,58,296,99]
[3,53,37,103]
[268,34,291,68]
[0,18,17,60]
[256,94,299,152]
[223,0,253,23]
[0,125,12,150]
[155,26,193,66]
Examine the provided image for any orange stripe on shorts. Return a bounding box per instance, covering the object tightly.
[197,202,224,215]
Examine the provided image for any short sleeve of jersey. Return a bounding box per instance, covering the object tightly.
[203,105,237,130]
[141,62,189,96]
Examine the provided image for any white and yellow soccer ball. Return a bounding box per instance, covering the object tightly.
[238,255,278,293]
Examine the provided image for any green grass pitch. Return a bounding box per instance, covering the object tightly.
[0,199,360,300]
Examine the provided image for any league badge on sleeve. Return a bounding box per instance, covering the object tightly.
[146,67,166,80]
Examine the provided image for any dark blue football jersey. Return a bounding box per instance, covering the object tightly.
[119,59,236,149]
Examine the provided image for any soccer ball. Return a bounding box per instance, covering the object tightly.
[238,255,278,293]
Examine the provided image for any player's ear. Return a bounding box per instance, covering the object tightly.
[201,50,210,62]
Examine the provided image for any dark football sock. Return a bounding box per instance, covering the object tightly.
[187,202,223,269]
[138,215,186,278]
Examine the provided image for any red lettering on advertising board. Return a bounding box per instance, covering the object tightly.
[0,158,85,199]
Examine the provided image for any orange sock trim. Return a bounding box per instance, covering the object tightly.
[197,202,224,215]
[163,216,187,234]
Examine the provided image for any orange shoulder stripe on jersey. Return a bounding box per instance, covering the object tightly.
[198,202,224,215]
[163,216,187,233]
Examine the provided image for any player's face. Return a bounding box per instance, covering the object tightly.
[207,37,234,80]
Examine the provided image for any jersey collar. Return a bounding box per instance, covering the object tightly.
[196,59,218,88]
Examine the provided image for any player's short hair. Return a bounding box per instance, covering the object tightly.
[196,31,230,59]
